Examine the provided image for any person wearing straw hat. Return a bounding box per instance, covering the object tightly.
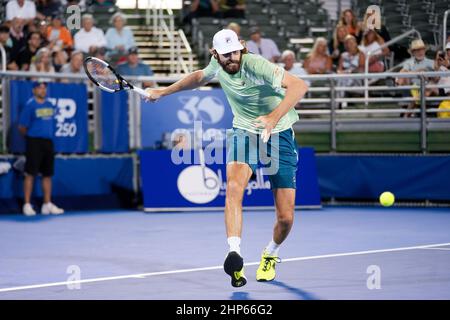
[396,39,435,117]
[145,29,308,287]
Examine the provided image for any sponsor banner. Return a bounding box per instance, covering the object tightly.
[140,89,233,149]
[139,148,321,210]
[8,80,88,153]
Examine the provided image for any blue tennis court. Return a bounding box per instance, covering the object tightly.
[1,206,449,300]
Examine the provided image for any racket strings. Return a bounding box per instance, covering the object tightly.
[86,60,121,91]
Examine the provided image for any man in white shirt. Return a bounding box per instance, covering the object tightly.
[74,14,107,54]
[246,26,280,63]
[6,0,36,25]
[279,50,310,86]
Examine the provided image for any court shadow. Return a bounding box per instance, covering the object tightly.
[230,291,251,300]
[266,280,318,300]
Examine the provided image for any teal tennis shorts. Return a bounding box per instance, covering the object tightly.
[226,127,298,189]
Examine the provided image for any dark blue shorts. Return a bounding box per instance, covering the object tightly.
[226,127,298,189]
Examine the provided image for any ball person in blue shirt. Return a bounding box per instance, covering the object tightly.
[18,81,64,216]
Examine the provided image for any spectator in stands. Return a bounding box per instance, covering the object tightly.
[6,0,37,26]
[0,25,17,70]
[91,0,116,7]
[116,46,155,88]
[37,19,51,48]
[227,22,241,39]
[60,50,85,83]
[52,47,68,72]
[396,39,434,86]
[428,51,450,97]
[338,9,362,43]
[329,25,348,69]
[9,17,27,58]
[29,47,56,81]
[337,34,365,101]
[246,26,280,63]
[219,0,246,19]
[105,12,136,63]
[396,39,434,117]
[73,14,107,55]
[280,50,310,87]
[303,37,332,74]
[18,81,64,216]
[36,0,61,21]
[358,29,389,73]
[183,0,220,25]
[16,31,42,70]
[92,46,108,60]
[46,15,74,50]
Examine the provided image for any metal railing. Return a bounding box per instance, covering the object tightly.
[444,9,450,51]
[149,0,193,74]
[0,70,449,153]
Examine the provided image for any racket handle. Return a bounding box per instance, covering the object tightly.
[132,86,149,98]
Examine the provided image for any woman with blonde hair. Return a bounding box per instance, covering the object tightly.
[337,34,365,100]
[303,37,333,74]
[358,29,389,72]
[29,47,55,81]
[338,9,362,42]
[329,24,348,68]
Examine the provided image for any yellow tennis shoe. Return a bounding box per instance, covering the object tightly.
[256,251,281,282]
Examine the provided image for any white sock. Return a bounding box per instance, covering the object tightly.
[227,236,241,255]
[265,239,280,256]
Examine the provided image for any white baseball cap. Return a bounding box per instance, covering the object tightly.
[446,42,450,50]
[212,29,244,54]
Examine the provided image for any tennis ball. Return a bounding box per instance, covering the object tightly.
[379,191,395,207]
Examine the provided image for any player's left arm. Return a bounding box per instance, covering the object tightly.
[255,71,308,139]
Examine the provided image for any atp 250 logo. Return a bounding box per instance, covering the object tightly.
[48,98,77,137]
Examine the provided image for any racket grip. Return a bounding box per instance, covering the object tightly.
[133,86,149,98]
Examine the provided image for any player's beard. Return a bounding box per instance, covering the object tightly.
[218,55,241,74]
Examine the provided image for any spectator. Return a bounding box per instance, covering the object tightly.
[329,25,348,69]
[397,39,435,117]
[0,25,18,70]
[90,0,116,7]
[183,0,220,25]
[428,51,450,97]
[227,22,241,39]
[219,0,246,19]
[105,12,136,63]
[73,14,107,55]
[37,19,51,48]
[246,26,280,63]
[9,17,27,58]
[36,0,61,20]
[116,47,154,88]
[46,15,74,50]
[338,9,362,43]
[280,50,310,86]
[396,39,434,86]
[16,31,42,70]
[6,0,37,26]
[52,47,68,72]
[358,29,389,73]
[303,37,332,74]
[18,81,64,216]
[60,50,84,83]
[337,34,365,100]
[29,47,55,81]
[92,46,108,61]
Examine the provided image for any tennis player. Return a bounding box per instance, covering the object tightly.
[146,29,308,287]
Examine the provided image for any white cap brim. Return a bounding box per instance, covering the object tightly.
[214,42,244,55]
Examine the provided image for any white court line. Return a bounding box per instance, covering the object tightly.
[1,242,449,294]
[419,247,450,251]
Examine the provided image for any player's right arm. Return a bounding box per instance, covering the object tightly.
[145,56,218,102]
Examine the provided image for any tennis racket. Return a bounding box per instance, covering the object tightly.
[83,56,149,98]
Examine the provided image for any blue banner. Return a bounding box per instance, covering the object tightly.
[9,80,88,153]
[99,90,129,153]
[139,148,321,211]
[316,155,450,200]
[140,89,233,149]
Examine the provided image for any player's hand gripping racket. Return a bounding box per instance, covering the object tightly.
[83,57,149,98]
